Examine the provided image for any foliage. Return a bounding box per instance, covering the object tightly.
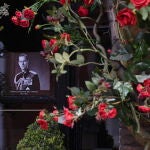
[17,114,65,150]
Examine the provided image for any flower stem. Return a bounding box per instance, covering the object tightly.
[130,103,140,133]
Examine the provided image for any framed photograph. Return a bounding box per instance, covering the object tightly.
[1,52,55,102]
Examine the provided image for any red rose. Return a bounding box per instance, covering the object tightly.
[11,16,20,25]
[63,107,74,128]
[15,11,22,19]
[52,108,59,122]
[138,105,150,113]
[49,38,59,53]
[67,96,78,110]
[116,8,137,27]
[59,0,70,5]
[60,33,71,42]
[23,8,35,20]
[41,40,48,49]
[96,103,117,120]
[19,19,30,28]
[84,0,94,6]
[136,78,150,98]
[38,110,45,119]
[130,0,150,9]
[98,103,107,111]
[108,108,117,118]
[37,119,48,130]
[78,6,89,17]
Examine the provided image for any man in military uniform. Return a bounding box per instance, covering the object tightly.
[14,53,40,91]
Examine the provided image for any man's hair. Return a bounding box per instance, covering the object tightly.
[18,53,29,61]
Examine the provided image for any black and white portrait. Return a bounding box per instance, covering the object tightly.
[6,52,50,94]
[14,53,40,91]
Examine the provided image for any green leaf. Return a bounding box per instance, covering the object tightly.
[124,71,138,83]
[139,7,148,20]
[87,108,97,117]
[128,3,135,9]
[62,52,70,62]
[74,98,84,106]
[85,81,96,91]
[70,60,79,65]
[54,53,65,63]
[69,87,80,96]
[60,70,67,74]
[110,47,132,61]
[91,77,100,85]
[113,81,133,100]
[51,69,57,74]
[135,74,150,82]
[49,58,57,64]
[76,54,84,63]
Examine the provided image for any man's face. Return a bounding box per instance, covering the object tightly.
[18,56,29,71]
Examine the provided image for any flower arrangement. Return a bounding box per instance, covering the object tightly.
[9,0,150,148]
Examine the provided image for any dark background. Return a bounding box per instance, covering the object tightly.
[0,0,43,52]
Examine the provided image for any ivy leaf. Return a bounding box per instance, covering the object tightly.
[135,74,150,83]
[54,53,65,63]
[110,47,132,61]
[124,70,138,83]
[113,81,133,100]
[85,81,96,91]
